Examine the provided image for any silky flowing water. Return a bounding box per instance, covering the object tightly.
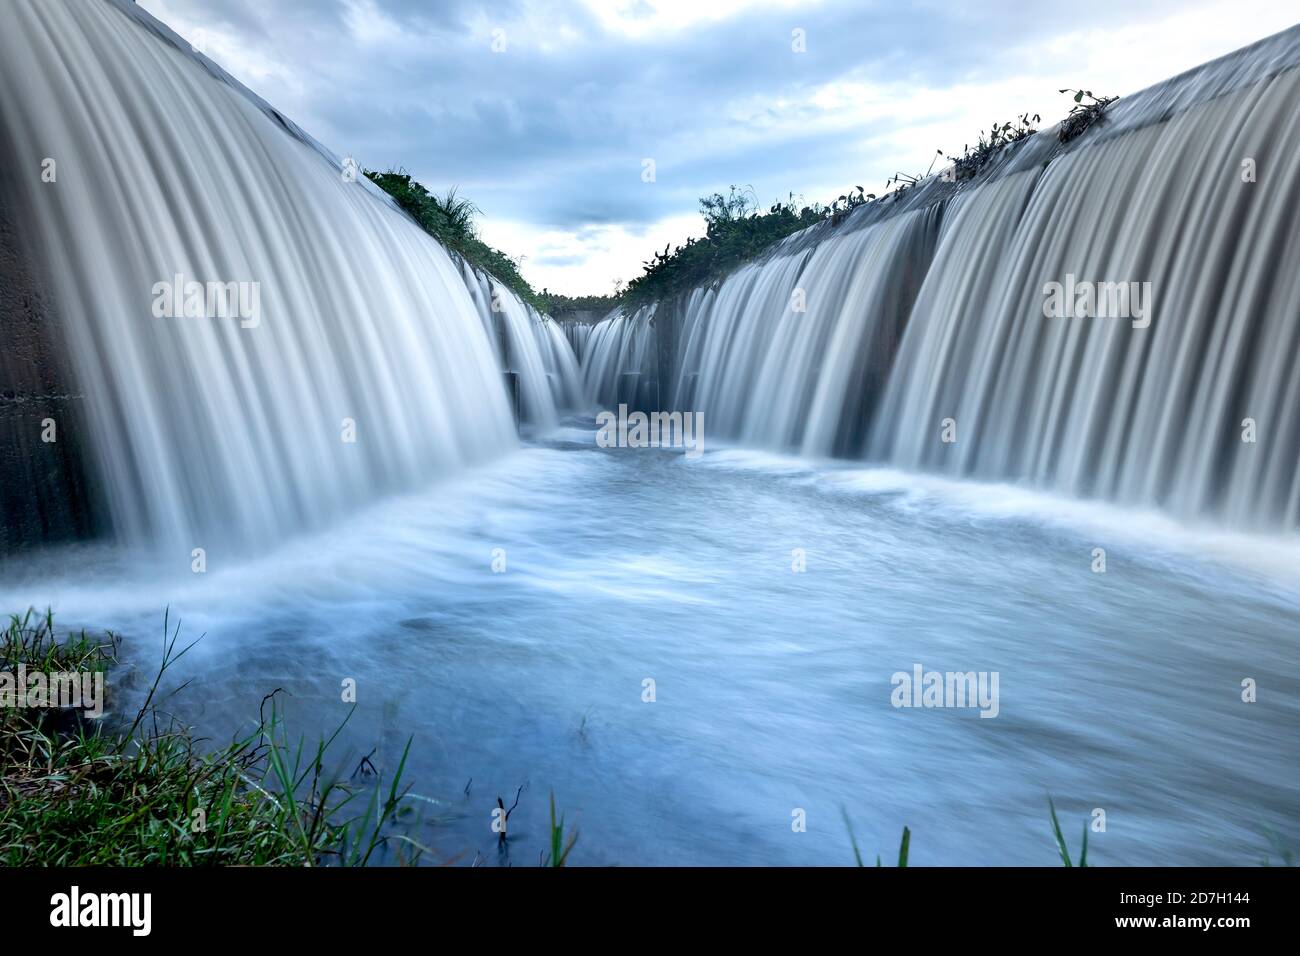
[3,424,1296,865]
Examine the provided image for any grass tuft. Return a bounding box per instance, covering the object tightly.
[1048,796,1089,867]
[0,610,420,866]
[842,807,909,867]
[546,791,578,867]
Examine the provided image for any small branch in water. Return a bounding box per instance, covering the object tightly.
[496,784,524,845]
[352,747,378,779]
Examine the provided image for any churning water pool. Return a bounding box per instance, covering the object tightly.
[2,419,1297,866]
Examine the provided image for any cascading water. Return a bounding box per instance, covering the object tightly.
[678,206,940,458]
[564,322,595,370]
[582,305,659,410]
[497,293,560,426]
[459,262,583,426]
[583,25,1300,532]
[0,0,579,556]
[538,318,583,411]
[871,69,1300,530]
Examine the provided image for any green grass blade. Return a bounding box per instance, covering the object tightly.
[841,807,864,867]
[1048,797,1072,867]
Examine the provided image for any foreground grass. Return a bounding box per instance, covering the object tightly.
[845,807,1081,868]
[0,610,418,866]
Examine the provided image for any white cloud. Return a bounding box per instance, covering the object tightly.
[135,0,1300,295]
[479,213,703,296]
[580,0,813,39]
[140,0,299,92]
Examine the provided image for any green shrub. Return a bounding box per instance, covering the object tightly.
[365,168,545,311]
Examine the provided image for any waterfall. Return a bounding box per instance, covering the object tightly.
[538,318,584,412]
[564,323,595,369]
[677,207,940,458]
[871,57,1300,530]
[583,25,1300,531]
[0,0,580,556]
[582,305,659,411]
[459,262,583,426]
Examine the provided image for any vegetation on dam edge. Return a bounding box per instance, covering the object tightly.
[365,89,1116,319]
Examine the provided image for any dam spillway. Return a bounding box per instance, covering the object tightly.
[581,24,1300,533]
[0,0,582,556]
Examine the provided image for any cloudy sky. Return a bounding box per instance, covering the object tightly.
[138,0,1297,295]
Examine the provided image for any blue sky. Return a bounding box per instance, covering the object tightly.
[139,0,1298,295]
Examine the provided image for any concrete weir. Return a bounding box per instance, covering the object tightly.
[578,24,1300,531]
[0,167,99,552]
[0,0,582,556]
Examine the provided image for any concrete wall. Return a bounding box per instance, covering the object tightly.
[0,159,100,553]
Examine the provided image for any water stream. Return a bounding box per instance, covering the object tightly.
[2,425,1296,865]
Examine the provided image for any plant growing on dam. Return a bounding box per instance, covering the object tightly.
[365,168,545,311]
[619,186,832,308]
[536,290,621,317]
[364,88,1116,320]
[1058,89,1118,143]
[942,112,1041,182]
[617,88,1118,311]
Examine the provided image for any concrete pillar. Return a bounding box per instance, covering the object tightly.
[654,297,681,412]
[617,372,640,411]
[0,168,101,554]
[502,370,520,422]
